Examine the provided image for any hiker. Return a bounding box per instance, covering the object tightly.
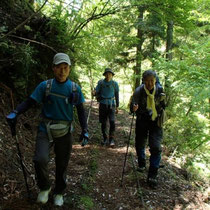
[93,68,119,146]
[6,53,89,206]
[131,70,166,187]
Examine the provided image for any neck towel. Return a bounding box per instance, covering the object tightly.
[144,85,157,121]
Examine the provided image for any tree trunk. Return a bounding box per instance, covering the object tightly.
[151,33,156,67]
[134,6,145,90]
[166,20,173,60]
[165,21,174,106]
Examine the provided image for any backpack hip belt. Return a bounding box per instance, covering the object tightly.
[99,97,115,107]
[105,97,115,108]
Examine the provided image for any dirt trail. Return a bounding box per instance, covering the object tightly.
[0,99,209,210]
[65,100,209,210]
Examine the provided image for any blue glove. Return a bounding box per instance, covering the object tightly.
[6,111,18,136]
[81,131,89,146]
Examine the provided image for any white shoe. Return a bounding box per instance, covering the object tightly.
[37,187,51,204]
[110,140,115,146]
[54,194,64,206]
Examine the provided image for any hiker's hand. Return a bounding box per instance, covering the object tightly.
[6,111,18,136]
[160,93,166,101]
[133,104,138,112]
[81,131,89,146]
[115,107,119,114]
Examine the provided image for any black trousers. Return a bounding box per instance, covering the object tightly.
[135,117,162,170]
[99,103,116,140]
[33,131,72,194]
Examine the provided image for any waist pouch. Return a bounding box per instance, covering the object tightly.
[49,123,70,138]
[43,119,71,142]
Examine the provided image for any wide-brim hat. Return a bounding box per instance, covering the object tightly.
[103,68,115,76]
[53,53,71,66]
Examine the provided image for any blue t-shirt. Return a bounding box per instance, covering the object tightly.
[31,79,85,132]
[96,79,119,107]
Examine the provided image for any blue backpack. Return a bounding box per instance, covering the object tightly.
[96,79,117,102]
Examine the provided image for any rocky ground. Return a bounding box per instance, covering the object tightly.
[0,91,209,209]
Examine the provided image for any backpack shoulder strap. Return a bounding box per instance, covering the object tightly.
[99,79,104,86]
[97,79,104,91]
[134,84,144,103]
[112,80,117,91]
[46,79,53,97]
[45,79,69,103]
[71,81,79,105]
[72,81,77,92]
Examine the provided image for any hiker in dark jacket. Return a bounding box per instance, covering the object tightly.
[6,53,88,206]
[94,68,119,146]
[131,70,166,187]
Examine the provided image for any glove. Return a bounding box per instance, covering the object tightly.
[6,110,18,136]
[81,131,89,147]
[160,93,166,101]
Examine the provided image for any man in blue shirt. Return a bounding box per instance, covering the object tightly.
[94,68,119,146]
[6,53,88,206]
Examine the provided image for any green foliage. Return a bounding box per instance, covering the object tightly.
[185,152,210,182]
[0,0,209,183]
[80,196,94,210]
[164,113,208,150]
[0,37,37,98]
[12,44,37,98]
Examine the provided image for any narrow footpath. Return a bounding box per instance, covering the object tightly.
[0,99,209,210]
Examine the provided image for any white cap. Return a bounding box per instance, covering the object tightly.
[53,53,71,66]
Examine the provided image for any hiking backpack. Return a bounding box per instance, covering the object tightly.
[45,79,79,105]
[95,79,117,102]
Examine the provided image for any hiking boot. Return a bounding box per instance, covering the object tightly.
[54,194,64,206]
[147,176,158,188]
[147,167,158,188]
[137,166,146,172]
[137,159,146,172]
[109,139,115,147]
[101,139,108,146]
[37,187,51,204]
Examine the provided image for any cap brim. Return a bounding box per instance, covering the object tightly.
[103,71,115,76]
[54,60,70,65]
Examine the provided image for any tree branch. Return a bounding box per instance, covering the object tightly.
[70,0,135,39]
[72,7,118,39]
[8,35,57,53]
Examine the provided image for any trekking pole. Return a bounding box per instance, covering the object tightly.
[120,112,135,186]
[87,92,93,126]
[6,108,31,199]
[130,152,146,207]
[81,96,93,146]
[13,133,31,199]
[87,67,95,125]
[81,69,94,146]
